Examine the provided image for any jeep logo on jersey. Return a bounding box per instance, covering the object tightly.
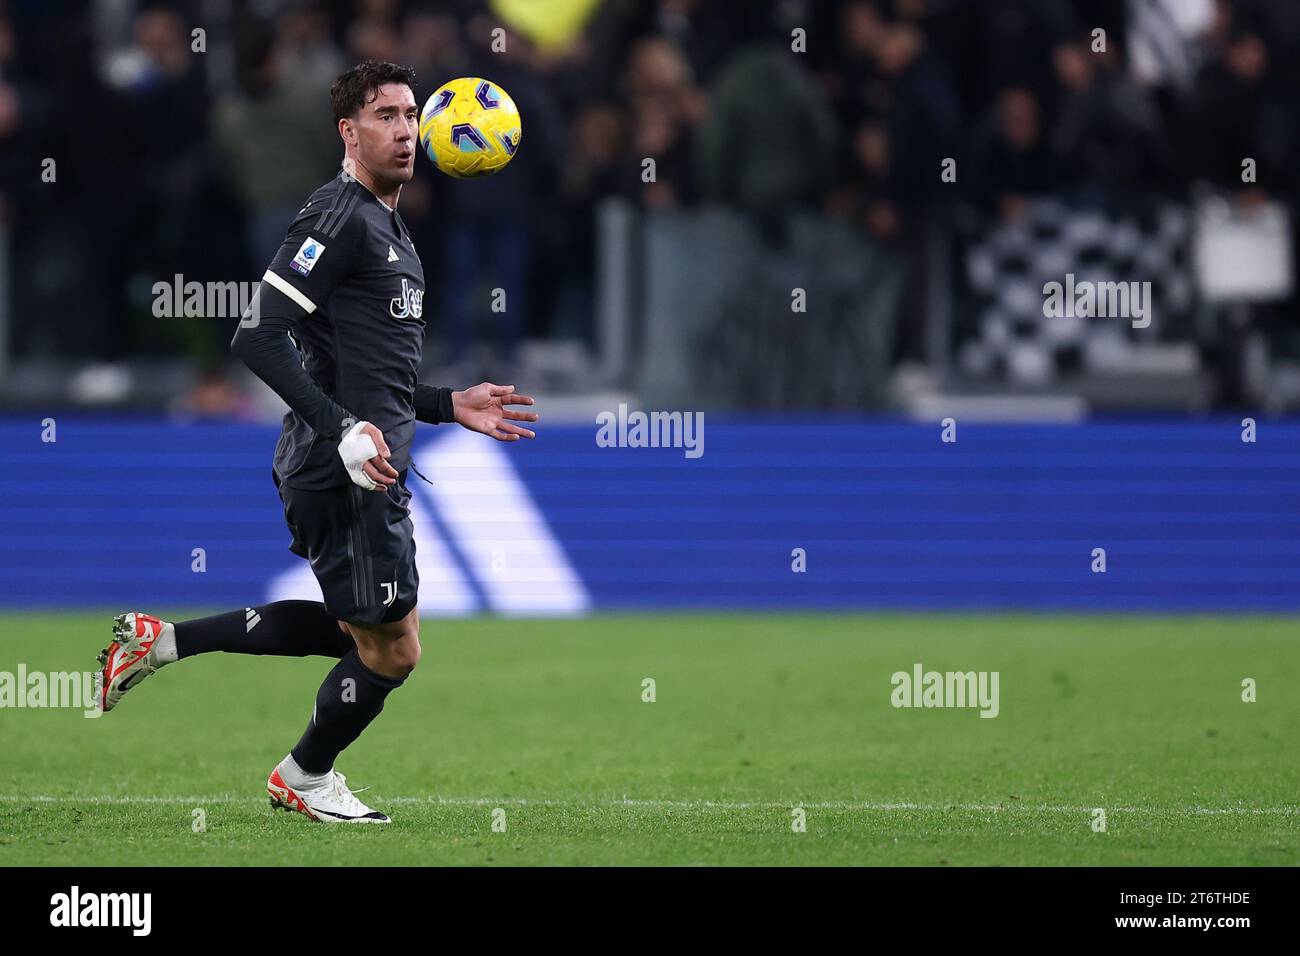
[389,277,423,320]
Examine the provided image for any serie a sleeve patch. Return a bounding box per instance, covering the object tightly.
[290,236,326,276]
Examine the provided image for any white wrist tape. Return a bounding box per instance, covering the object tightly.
[338,420,379,491]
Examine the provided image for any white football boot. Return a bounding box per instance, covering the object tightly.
[94,612,175,713]
[267,757,391,824]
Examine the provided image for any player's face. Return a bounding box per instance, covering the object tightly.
[354,84,418,184]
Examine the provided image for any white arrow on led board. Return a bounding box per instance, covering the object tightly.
[266,428,589,616]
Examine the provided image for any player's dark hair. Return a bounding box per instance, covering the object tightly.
[330,61,417,123]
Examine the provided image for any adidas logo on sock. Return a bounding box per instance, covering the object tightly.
[387,245,399,262]
[245,607,262,632]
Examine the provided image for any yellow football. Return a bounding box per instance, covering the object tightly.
[418,77,522,178]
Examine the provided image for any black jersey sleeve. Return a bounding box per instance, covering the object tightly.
[230,198,364,442]
[413,385,456,424]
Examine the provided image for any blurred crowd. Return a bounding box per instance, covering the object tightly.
[1,0,1298,398]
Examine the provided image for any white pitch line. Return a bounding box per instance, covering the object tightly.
[0,795,1295,815]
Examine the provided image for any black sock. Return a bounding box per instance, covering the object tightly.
[174,601,353,659]
[291,648,405,774]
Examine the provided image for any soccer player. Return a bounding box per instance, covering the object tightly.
[92,62,539,824]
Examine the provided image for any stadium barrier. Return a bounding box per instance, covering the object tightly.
[634,209,904,411]
[1,416,1296,613]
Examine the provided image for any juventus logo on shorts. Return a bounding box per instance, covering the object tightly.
[380,581,398,607]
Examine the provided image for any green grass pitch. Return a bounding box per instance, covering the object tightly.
[1,612,1295,866]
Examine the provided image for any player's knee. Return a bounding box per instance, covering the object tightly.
[397,607,419,647]
[389,634,421,676]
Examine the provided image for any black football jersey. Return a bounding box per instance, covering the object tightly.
[254,171,427,489]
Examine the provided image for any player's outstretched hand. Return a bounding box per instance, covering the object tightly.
[338,420,399,491]
[452,383,538,442]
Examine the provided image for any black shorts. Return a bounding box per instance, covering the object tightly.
[275,470,419,625]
